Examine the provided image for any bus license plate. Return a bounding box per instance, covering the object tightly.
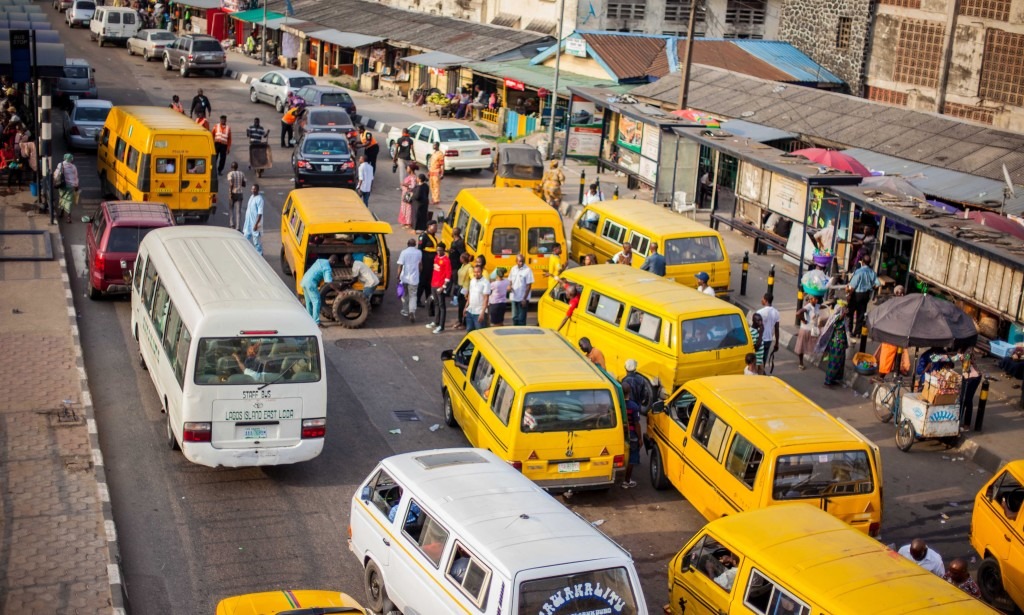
[243,427,268,440]
[558,462,580,473]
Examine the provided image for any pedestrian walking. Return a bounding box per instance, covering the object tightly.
[398,163,417,228]
[508,254,534,326]
[427,243,451,334]
[815,301,849,386]
[281,104,301,147]
[578,337,606,369]
[942,559,981,598]
[226,162,246,230]
[53,153,79,224]
[795,294,821,370]
[756,293,780,371]
[392,127,415,178]
[695,272,716,296]
[189,88,211,118]
[621,380,642,489]
[544,244,563,292]
[242,184,264,255]
[541,160,565,211]
[301,255,338,326]
[356,154,374,206]
[417,220,439,310]
[488,267,509,326]
[898,539,945,576]
[195,110,210,131]
[582,182,604,205]
[464,263,490,332]
[169,94,184,113]
[396,238,422,322]
[454,252,472,330]
[246,117,268,143]
[412,173,431,232]
[749,312,765,373]
[846,255,880,338]
[212,114,232,175]
[621,359,654,413]
[362,130,379,174]
[640,241,665,276]
[428,142,444,205]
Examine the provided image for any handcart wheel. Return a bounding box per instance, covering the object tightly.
[871,383,894,423]
[895,418,915,452]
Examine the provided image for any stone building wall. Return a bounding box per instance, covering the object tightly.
[777,0,873,93]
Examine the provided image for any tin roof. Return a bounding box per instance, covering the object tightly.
[579,32,667,81]
[731,40,843,85]
[465,58,630,97]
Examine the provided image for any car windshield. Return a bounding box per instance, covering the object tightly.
[75,107,111,122]
[302,138,349,156]
[289,76,316,88]
[518,567,639,615]
[63,66,89,79]
[194,336,322,385]
[192,40,222,52]
[437,128,479,142]
[773,451,874,499]
[309,110,351,126]
[107,226,157,253]
[521,389,616,433]
[319,92,352,106]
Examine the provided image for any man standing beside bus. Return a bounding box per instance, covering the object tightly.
[243,184,264,255]
[212,115,232,176]
[301,255,338,327]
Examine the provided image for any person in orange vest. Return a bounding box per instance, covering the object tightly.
[212,114,232,176]
[195,110,210,132]
[281,104,302,148]
[169,94,184,114]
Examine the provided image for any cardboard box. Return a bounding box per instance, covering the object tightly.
[921,382,959,405]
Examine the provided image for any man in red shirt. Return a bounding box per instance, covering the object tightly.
[428,243,452,334]
[557,284,580,332]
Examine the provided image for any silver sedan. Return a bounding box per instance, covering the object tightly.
[63,99,112,149]
[127,29,177,62]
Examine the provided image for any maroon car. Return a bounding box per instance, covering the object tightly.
[86,201,174,299]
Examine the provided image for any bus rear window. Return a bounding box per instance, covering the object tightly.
[664,236,724,266]
[521,389,615,433]
[518,567,639,615]
[682,314,748,353]
[773,451,874,500]
[194,336,321,385]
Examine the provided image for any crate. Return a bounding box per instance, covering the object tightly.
[990,340,1015,359]
[901,392,960,438]
[921,382,959,405]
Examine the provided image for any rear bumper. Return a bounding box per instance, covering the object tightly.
[68,133,99,149]
[182,440,324,468]
[528,471,621,492]
[444,155,490,171]
[294,171,355,188]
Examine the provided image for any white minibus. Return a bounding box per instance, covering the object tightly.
[349,448,648,615]
[131,226,327,468]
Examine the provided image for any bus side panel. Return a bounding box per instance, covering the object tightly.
[569,212,600,264]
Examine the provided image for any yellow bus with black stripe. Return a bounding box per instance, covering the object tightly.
[440,327,626,491]
[97,106,217,222]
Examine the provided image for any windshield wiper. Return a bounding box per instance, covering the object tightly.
[258,370,290,391]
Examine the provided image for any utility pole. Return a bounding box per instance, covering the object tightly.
[546,0,567,159]
[261,0,267,66]
[676,0,699,111]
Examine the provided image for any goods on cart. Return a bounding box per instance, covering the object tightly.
[921,369,962,405]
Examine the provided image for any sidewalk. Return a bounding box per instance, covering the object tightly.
[0,190,124,614]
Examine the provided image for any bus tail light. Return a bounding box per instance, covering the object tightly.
[302,418,326,439]
[613,454,625,469]
[183,422,212,442]
[869,521,880,537]
[509,460,523,472]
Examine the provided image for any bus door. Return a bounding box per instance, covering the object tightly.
[180,155,211,212]
[153,155,181,208]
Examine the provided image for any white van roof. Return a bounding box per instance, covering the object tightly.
[380,448,633,578]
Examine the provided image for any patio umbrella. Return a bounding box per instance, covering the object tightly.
[791,148,872,177]
[861,176,926,201]
[867,294,977,349]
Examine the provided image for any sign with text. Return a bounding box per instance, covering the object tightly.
[767,173,808,221]
[9,30,30,84]
[566,37,587,57]
[504,77,525,91]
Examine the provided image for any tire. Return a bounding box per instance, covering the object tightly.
[138,348,147,371]
[164,56,173,71]
[332,289,370,329]
[280,246,291,276]
[275,98,284,113]
[98,36,105,47]
[215,69,225,78]
[649,446,669,490]
[469,168,482,174]
[363,561,394,614]
[250,89,258,103]
[977,557,1015,610]
[872,383,894,423]
[88,283,101,300]
[128,44,134,56]
[166,412,180,451]
[895,418,915,452]
[443,389,457,427]
[180,61,189,78]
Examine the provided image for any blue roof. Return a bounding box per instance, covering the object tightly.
[731,40,843,85]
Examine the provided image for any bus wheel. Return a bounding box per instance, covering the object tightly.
[977,557,1015,610]
[333,290,369,329]
[363,561,394,614]
[649,446,669,490]
[280,247,291,276]
[166,411,180,451]
[443,389,457,427]
[139,348,147,371]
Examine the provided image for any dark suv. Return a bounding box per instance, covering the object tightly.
[294,85,357,119]
[86,201,174,299]
[163,34,226,78]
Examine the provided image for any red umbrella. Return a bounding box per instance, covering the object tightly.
[791,148,871,177]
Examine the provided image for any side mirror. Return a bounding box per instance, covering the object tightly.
[650,400,665,414]
[360,486,371,502]
[440,349,453,361]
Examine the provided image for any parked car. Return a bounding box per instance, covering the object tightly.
[127,29,176,61]
[296,106,354,140]
[291,132,356,188]
[215,589,365,615]
[63,99,112,149]
[53,0,73,12]
[163,34,226,78]
[386,121,491,172]
[293,84,357,118]
[55,59,98,108]
[89,7,141,46]
[65,0,95,27]
[249,69,317,112]
[85,201,175,299]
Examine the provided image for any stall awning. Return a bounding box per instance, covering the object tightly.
[466,59,631,97]
[720,119,796,143]
[229,8,282,23]
[307,29,383,48]
[266,16,306,30]
[404,51,470,68]
[174,0,221,9]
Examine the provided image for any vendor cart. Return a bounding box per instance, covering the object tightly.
[248,139,272,178]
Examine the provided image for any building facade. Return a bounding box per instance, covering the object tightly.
[777,0,873,94]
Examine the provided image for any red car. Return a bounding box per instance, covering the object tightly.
[86,201,174,299]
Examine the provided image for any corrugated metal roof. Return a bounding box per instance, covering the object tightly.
[174,0,221,9]
[690,40,793,83]
[629,66,1024,191]
[465,58,630,97]
[720,119,796,143]
[580,32,666,81]
[490,13,520,28]
[404,51,471,68]
[306,29,382,48]
[731,40,843,85]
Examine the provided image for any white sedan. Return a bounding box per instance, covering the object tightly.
[249,69,317,112]
[127,29,177,61]
[386,121,492,172]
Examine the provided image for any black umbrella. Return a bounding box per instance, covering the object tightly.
[867,294,977,349]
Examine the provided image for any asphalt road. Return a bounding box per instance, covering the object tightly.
[45,6,999,613]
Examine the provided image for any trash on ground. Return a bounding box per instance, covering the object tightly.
[429,424,440,432]
[412,355,420,361]
[389,428,401,435]
[591,519,605,527]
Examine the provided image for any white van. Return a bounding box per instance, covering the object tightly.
[90,7,141,47]
[349,448,648,615]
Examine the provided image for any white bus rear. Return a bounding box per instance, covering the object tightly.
[131,226,327,468]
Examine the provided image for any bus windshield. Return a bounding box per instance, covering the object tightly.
[521,389,616,433]
[193,336,321,385]
[773,451,874,499]
[518,567,639,614]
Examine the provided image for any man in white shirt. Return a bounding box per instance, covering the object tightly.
[396,238,422,322]
[356,154,374,206]
[898,539,944,576]
[695,272,716,296]
[582,183,604,205]
[612,242,633,266]
[344,254,380,301]
[755,293,780,369]
[464,264,491,332]
[507,253,535,326]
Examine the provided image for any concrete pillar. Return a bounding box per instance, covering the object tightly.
[39,78,53,223]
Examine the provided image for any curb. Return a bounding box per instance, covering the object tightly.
[53,230,128,615]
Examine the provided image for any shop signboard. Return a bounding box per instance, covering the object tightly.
[504,78,525,91]
[618,148,641,174]
[639,156,658,184]
[767,173,807,221]
[640,126,660,161]
[736,160,764,204]
[616,115,643,153]
[568,125,602,157]
[566,37,587,58]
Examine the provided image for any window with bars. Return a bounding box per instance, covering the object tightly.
[865,85,908,106]
[607,1,647,20]
[943,102,996,124]
[879,0,921,6]
[664,0,705,24]
[835,16,852,49]
[722,32,764,39]
[725,0,766,25]
[960,0,1010,21]
[892,19,945,88]
[979,29,1024,106]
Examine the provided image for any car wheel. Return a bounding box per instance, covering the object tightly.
[275,98,284,113]
[363,561,394,614]
[164,55,173,71]
[88,282,101,300]
[280,246,291,275]
[127,44,134,56]
[443,389,457,427]
[166,411,180,451]
[250,88,258,103]
[332,290,370,329]
[97,35,104,47]
[469,168,482,174]
[215,69,225,78]
[649,445,669,490]
[179,61,188,78]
